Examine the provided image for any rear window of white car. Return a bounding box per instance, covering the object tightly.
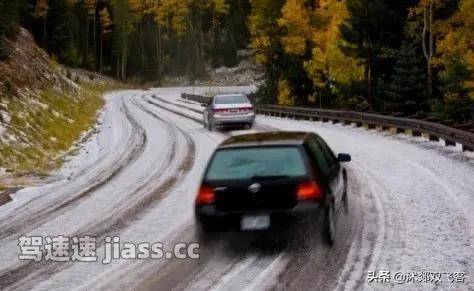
[214,95,250,104]
[206,146,307,180]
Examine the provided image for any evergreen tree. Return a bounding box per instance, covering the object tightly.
[436,54,474,123]
[45,0,74,63]
[383,41,427,115]
[340,0,402,110]
[0,0,20,59]
[249,0,286,104]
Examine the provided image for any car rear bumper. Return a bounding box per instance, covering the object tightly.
[195,200,321,218]
[212,113,255,126]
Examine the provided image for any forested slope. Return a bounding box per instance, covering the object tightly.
[0,28,108,183]
[2,0,471,125]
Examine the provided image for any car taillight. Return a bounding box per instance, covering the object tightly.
[239,107,253,113]
[196,185,215,205]
[213,108,229,114]
[296,181,324,201]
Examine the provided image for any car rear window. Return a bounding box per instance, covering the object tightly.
[214,95,250,104]
[205,147,307,180]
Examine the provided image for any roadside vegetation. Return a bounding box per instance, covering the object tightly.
[1,0,472,125]
[249,0,473,125]
[0,85,105,174]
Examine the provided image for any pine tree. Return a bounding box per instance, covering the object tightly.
[383,41,427,115]
[35,0,49,45]
[45,0,75,62]
[437,54,474,123]
[0,0,20,59]
[99,7,112,74]
[249,0,286,103]
[340,0,402,110]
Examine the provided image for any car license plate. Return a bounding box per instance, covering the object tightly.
[229,108,238,113]
[240,215,270,231]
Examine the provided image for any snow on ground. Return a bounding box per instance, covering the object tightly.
[0,87,473,291]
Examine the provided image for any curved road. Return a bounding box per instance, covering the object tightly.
[0,87,472,291]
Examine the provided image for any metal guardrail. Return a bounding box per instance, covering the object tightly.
[181,93,212,104]
[181,93,474,151]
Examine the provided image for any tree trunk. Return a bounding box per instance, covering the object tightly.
[116,54,120,79]
[100,33,103,74]
[42,19,47,47]
[422,2,434,100]
[363,1,373,111]
[86,17,89,66]
[161,26,165,75]
[121,20,127,80]
[140,22,145,71]
[94,13,97,70]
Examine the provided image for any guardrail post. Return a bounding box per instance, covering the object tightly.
[405,129,421,137]
[422,133,440,141]
[364,123,375,130]
[462,145,473,152]
[444,139,456,147]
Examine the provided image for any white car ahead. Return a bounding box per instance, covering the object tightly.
[202,94,255,131]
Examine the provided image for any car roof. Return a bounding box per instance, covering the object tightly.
[218,131,313,148]
[213,94,247,98]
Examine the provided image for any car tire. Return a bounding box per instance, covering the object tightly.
[195,216,221,244]
[342,174,349,213]
[323,201,336,246]
[209,121,215,131]
[196,215,217,232]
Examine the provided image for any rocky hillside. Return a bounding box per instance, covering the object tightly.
[0,28,112,185]
[162,50,264,86]
[0,29,77,128]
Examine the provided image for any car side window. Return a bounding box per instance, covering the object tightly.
[307,139,331,173]
[315,137,337,167]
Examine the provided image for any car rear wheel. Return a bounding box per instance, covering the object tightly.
[208,121,215,131]
[195,215,218,235]
[342,174,349,213]
[323,201,336,246]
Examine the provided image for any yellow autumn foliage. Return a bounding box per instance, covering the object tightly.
[437,0,474,99]
[277,0,312,56]
[305,0,363,92]
[277,78,295,106]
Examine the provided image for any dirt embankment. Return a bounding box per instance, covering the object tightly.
[0,28,77,104]
[0,28,114,194]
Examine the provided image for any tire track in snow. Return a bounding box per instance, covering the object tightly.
[0,95,196,290]
[148,94,277,132]
[334,160,391,291]
[124,96,292,291]
[0,97,147,241]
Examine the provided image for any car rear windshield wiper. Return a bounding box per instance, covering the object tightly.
[250,175,292,181]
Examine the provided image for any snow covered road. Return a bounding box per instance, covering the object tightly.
[0,87,473,290]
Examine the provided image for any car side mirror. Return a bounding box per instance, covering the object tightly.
[337,153,351,163]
